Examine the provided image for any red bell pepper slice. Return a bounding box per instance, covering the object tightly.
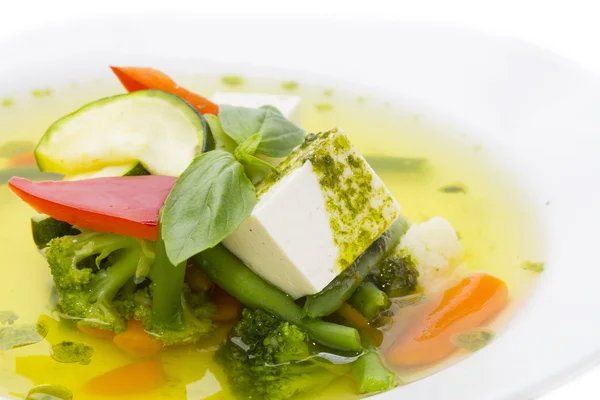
[8,176,176,240]
[110,66,219,115]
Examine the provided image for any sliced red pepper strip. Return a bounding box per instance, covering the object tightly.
[110,66,220,115]
[8,176,175,240]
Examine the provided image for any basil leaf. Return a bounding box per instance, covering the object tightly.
[237,153,278,174]
[204,114,238,153]
[161,151,257,264]
[234,133,262,159]
[219,105,305,157]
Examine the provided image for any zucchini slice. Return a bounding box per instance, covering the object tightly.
[31,214,80,249]
[35,90,207,177]
[64,163,150,181]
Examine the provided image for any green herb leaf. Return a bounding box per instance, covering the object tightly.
[26,384,73,400]
[51,341,94,365]
[219,105,305,157]
[237,154,278,174]
[161,151,257,264]
[234,133,262,159]
[204,114,237,153]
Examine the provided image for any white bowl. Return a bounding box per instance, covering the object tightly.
[1,17,599,400]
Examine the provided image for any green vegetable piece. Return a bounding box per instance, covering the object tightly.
[1,97,14,108]
[221,75,245,87]
[439,183,468,194]
[351,350,397,393]
[122,163,150,176]
[315,102,333,111]
[281,81,299,90]
[45,231,149,332]
[51,341,94,365]
[194,245,362,352]
[364,156,428,173]
[522,260,545,273]
[0,311,18,325]
[25,384,73,400]
[0,319,49,350]
[0,140,35,158]
[204,114,238,153]
[31,215,80,249]
[0,166,62,185]
[348,282,390,321]
[32,89,52,98]
[161,150,257,265]
[357,96,366,103]
[219,104,306,158]
[217,308,350,400]
[451,328,495,352]
[303,217,409,318]
[323,89,334,96]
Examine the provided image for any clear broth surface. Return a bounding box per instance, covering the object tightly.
[0,75,544,399]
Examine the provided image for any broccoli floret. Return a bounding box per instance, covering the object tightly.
[45,231,148,332]
[370,253,419,298]
[45,231,214,344]
[217,308,348,400]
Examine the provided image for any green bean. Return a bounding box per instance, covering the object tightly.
[348,282,390,322]
[303,217,409,318]
[193,245,362,352]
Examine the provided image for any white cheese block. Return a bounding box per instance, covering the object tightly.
[210,92,302,126]
[223,128,401,298]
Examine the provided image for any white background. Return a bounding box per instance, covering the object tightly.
[0,1,598,399]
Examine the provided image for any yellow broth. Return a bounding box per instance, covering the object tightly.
[0,75,544,399]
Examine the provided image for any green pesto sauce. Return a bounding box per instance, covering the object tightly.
[257,129,399,271]
[1,97,14,108]
[315,102,334,112]
[221,75,245,87]
[521,260,544,273]
[31,89,53,98]
[280,81,299,90]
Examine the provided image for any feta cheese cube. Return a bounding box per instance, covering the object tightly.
[210,92,302,126]
[223,128,401,298]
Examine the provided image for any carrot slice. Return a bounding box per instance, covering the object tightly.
[211,286,242,322]
[79,325,116,339]
[8,176,175,240]
[110,67,219,115]
[337,303,383,347]
[84,358,166,396]
[7,152,37,167]
[113,320,163,357]
[386,272,508,367]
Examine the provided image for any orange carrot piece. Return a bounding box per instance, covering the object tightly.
[84,358,166,396]
[110,66,219,115]
[113,320,163,357]
[386,272,508,367]
[211,286,242,322]
[79,325,116,339]
[337,303,370,330]
[337,303,383,347]
[7,152,37,167]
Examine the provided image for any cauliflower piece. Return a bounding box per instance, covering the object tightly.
[399,217,464,294]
